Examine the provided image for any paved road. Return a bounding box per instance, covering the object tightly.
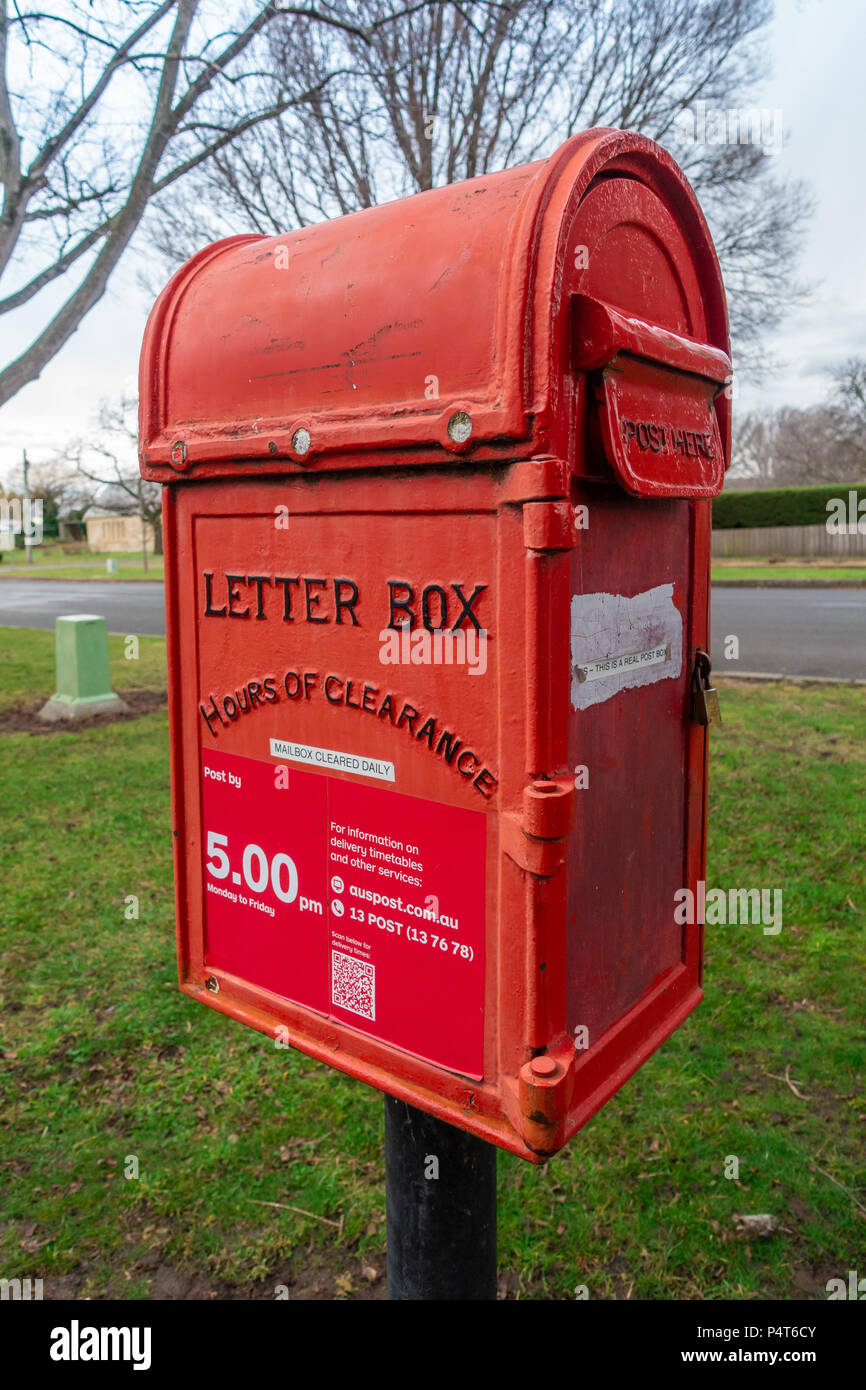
[0,580,167,637]
[709,587,865,680]
[0,580,863,678]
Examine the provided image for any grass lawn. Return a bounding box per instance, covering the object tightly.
[0,564,164,581]
[0,545,163,582]
[0,543,101,568]
[1,630,864,1300]
[712,556,866,586]
[712,565,866,585]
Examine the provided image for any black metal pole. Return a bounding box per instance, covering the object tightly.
[384,1095,497,1300]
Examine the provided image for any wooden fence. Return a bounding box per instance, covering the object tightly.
[712,524,866,558]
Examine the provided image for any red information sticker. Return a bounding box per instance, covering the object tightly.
[200,749,486,1077]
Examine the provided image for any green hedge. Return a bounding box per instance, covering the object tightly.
[713,483,866,530]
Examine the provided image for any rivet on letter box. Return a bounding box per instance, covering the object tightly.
[139,129,731,1161]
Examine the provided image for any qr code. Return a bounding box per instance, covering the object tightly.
[331,950,376,1021]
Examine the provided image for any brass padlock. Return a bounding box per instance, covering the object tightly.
[692,649,721,726]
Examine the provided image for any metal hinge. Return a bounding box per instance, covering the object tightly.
[499,455,568,504]
[523,500,574,551]
[502,779,574,877]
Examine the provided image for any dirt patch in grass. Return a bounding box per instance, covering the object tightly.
[0,687,166,734]
[41,1252,389,1301]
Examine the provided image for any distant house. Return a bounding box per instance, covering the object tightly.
[85,510,155,553]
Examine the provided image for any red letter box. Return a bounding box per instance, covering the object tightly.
[140,128,730,1160]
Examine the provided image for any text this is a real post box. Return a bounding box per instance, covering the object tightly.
[139,128,731,1161]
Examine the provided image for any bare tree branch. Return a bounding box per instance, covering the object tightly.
[143,0,808,376]
[0,1,440,410]
[0,0,199,405]
[67,394,165,551]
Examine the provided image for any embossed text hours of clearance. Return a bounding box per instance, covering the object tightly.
[197,570,497,799]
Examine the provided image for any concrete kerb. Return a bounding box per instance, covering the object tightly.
[716,672,866,687]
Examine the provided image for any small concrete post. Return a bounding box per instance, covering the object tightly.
[38,615,128,722]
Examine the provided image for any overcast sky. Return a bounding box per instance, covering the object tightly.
[0,0,862,486]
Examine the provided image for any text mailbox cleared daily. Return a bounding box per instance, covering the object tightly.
[139,129,730,1161]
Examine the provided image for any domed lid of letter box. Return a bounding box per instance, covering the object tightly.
[139,128,730,491]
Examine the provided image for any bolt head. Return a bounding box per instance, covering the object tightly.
[447,411,472,444]
[169,439,188,470]
[530,1055,558,1078]
[291,427,311,456]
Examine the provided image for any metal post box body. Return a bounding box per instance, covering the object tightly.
[140,129,730,1161]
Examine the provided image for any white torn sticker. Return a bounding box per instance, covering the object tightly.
[570,584,683,711]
